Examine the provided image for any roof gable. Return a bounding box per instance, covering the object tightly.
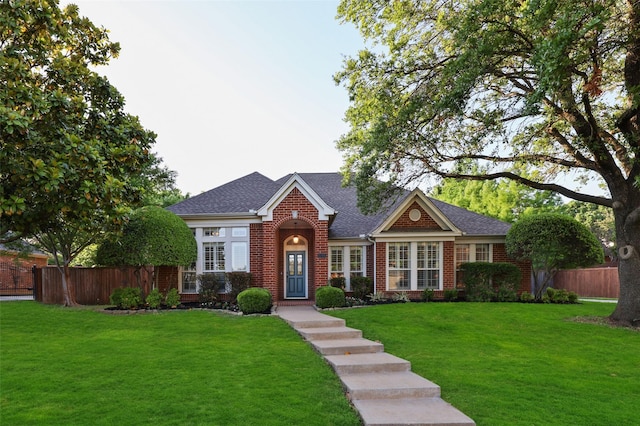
[257,173,336,221]
[372,189,462,237]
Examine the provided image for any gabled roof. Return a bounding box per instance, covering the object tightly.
[372,189,462,237]
[257,173,335,221]
[167,172,511,238]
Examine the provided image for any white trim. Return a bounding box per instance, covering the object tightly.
[386,241,443,291]
[257,173,336,221]
[372,189,462,236]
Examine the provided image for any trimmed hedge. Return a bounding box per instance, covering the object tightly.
[237,288,272,314]
[316,286,346,308]
[461,262,522,302]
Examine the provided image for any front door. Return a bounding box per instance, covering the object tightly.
[286,251,306,298]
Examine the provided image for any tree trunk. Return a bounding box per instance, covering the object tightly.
[609,201,640,326]
[59,263,79,307]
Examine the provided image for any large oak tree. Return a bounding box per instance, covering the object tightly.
[335,0,640,325]
[1,1,157,305]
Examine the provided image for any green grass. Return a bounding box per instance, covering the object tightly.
[0,302,361,425]
[327,302,639,426]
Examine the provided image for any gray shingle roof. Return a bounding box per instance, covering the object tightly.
[167,172,510,237]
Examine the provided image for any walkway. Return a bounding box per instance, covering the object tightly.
[276,305,475,426]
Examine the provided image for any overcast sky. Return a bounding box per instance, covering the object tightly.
[61,0,365,195]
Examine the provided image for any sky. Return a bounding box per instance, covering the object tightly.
[60,0,365,196]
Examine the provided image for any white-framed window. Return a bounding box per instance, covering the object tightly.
[350,246,363,277]
[330,248,344,278]
[181,261,197,293]
[197,226,250,293]
[455,243,493,285]
[203,242,225,271]
[231,242,247,271]
[204,227,225,237]
[387,241,441,291]
[417,242,439,290]
[328,245,366,290]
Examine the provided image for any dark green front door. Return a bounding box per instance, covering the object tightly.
[286,251,306,298]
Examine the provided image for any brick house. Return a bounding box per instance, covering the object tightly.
[167,172,530,303]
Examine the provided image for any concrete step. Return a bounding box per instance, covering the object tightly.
[341,371,441,400]
[310,338,384,355]
[353,397,476,426]
[325,352,411,375]
[283,317,346,329]
[297,326,362,341]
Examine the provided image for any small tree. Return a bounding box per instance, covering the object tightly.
[96,206,197,296]
[506,214,603,299]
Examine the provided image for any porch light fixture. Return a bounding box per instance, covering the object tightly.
[293,221,299,244]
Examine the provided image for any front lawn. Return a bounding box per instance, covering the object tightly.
[0,302,361,425]
[327,302,639,426]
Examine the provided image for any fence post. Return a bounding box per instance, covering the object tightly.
[32,265,37,300]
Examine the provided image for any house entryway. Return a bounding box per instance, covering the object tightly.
[285,251,306,298]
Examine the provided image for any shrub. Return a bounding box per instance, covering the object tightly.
[520,292,535,303]
[198,273,226,307]
[422,288,435,302]
[350,276,373,300]
[109,287,124,307]
[316,286,346,308]
[226,272,252,303]
[165,288,181,308]
[109,287,142,309]
[368,292,388,303]
[329,276,346,289]
[461,262,521,302]
[145,288,163,309]
[237,288,272,314]
[568,291,579,304]
[392,292,411,302]
[444,289,459,302]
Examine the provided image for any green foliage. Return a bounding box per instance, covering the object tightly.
[392,292,411,302]
[197,273,225,307]
[558,201,616,255]
[315,286,346,309]
[367,292,388,303]
[237,288,272,315]
[329,276,346,289]
[0,1,156,241]
[545,288,580,304]
[165,288,180,308]
[226,272,252,303]
[520,292,535,303]
[422,288,435,302]
[506,213,603,299]
[145,288,163,309]
[109,287,142,309]
[350,276,373,299]
[97,206,196,268]
[432,175,563,223]
[461,263,522,302]
[333,0,640,324]
[443,289,460,302]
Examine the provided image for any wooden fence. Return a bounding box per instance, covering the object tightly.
[35,266,179,305]
[553,267,619,298]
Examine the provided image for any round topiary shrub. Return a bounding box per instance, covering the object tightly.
[237,288,272,314]
[316,285,346,309]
